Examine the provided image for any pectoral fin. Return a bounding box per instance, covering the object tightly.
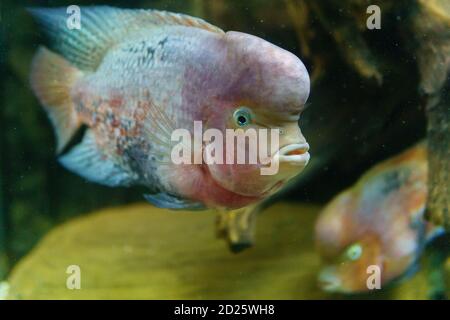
[144,193,206,211]
[59,130,137,187]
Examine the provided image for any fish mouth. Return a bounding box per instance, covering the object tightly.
[275,143,310,166]
[318,268,341,292]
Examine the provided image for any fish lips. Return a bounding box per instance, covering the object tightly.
[274,143,310,167]
[318,266,342,292]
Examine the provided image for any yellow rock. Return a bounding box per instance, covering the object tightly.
[6,202,445,299]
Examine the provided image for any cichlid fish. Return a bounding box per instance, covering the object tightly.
[29,6,311,210]
[315,143,445,293]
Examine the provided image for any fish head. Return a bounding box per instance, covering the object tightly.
[200,31,311,198]
[315,191,384,293]
[318,235,383,294]
[313,143,430,293]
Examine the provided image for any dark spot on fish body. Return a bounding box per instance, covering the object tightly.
[121,118,138,134]
[146,47,155,60]
[122,40,146,54]
[115,132,136,157]
[122,41,155,67]
[146,37,170,64]
[381,168,411,195]
[123,142,161,186]
[158,36,169,48]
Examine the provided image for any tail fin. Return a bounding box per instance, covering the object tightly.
[30,46,83,153]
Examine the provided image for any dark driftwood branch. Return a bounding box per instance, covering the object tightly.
[413,0,450,230]
[426,88,450,229]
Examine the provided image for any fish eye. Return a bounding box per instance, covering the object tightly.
[346,244,362,261]
[233,107,252,127]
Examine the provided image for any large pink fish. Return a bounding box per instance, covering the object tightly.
[29,6,311,210]
[315,143,444,293]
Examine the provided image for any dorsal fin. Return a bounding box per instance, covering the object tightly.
[28,6,224,71]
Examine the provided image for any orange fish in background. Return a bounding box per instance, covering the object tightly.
[28,6,311,211]
[315,143,445,293]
